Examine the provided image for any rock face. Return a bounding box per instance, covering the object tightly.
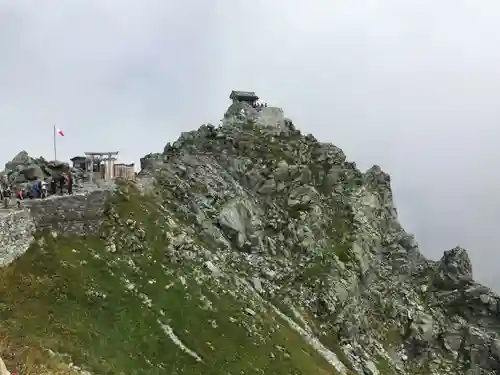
[2,151,89,189]
[1,102,499,375]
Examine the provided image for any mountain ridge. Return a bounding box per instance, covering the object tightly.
[0,101,498,375]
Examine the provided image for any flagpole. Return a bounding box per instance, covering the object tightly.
[53,125,57,161]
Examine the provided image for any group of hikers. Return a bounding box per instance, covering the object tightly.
[0,172,74,208]
[251,102,268,110]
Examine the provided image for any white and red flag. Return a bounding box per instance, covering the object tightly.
[56,127,64,136]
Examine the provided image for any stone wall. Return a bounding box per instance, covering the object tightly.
[0,209,35,266]
[0,189,112,267]
[255,106,286,130]
[26,189,111,233]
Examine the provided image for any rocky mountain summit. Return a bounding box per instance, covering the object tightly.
[0,102,499,375]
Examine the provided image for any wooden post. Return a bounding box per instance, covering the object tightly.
[53,125,57,160]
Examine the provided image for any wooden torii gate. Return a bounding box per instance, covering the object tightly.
[84,151,119,182]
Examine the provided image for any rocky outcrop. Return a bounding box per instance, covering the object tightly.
[2,151,89,190]
[139,152,164,172]
[435,246,474,288]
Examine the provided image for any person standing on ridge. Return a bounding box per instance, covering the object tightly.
[50,177,56,195]
[16,189,23,208]
[33,180,39,198]
[67,172,73,195]
[2,184,10,209]
[59,174,65,195]
[41,178,48,198]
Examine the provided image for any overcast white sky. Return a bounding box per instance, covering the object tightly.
[2,0,500,288]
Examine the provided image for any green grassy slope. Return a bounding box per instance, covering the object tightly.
[0,183,339,375]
